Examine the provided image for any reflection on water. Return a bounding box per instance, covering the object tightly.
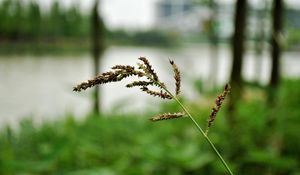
[0,45,299,126]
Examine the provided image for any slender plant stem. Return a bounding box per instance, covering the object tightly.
[174,96,233,175]
[75,58,233,174]
[161,86,233,175]
[147,74,233,174]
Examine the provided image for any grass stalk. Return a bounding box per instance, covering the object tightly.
[74,57,234,174]
[174,96,233,175]
[161,84,234,175]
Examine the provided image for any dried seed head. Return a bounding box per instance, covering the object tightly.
[73,72,117,92]
[205,84,231,134]
[138,57,159,81]
[111,65,135,71]
[169,59,181,96]
[74,57,181,102]
[73,69,143,92]
[150,112,185,121]
[140,86,172,100]
[73,81,90,92]
[126,81,154,88]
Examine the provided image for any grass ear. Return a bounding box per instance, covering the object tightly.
[150,112,185,121]
[169,59,181,96]
[206,84,231,135]
[74,58,233,175]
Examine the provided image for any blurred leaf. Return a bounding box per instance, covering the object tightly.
[245,150,298,171]
[65,168,116,175]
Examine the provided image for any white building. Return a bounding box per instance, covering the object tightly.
[155,0,210,33]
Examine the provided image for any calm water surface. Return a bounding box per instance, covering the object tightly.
[0,45,299,127]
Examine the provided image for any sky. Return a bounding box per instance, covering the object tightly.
[17,0,300,30]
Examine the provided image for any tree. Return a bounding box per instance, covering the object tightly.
[9,0,24,39]
[47,1,64,37]
[91,0,105,114]
[0,0,11,37]
[267,3,284,174]
[227,0,249,165]
[66,6,84,37]
[229,0,248,119]
[27,1,41,38]
[269,0,283,103]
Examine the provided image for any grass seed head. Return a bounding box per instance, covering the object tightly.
[169,59,181,96]
[111,65,135,71]
[140,86,172,100]
[74,58,180,103]
[206,84,231,134]
[126,81,154,88]
[138,57,159,81]
[150,112,185,121]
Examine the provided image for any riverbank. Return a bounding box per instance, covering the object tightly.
[0,30,181,56]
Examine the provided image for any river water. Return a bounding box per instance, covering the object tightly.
[0,45,299,127]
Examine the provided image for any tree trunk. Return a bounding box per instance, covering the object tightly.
[267,2,284,174]
[227,0,248,165]
[91,0,105,114]
[269,0,283,104]
[228,0,248,120]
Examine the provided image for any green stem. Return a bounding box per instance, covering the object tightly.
[173,96,233,175]
[149,74,233,174]
[161,86,233,175]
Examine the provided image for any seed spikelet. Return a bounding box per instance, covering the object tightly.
[140,86,172,100]
[205,84,231,134]
[169,59,181,96]
[126,81,154,88]
[138,57,159,81]
[150,112,185,121]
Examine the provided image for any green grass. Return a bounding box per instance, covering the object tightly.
[1,79,300,175]
[0,113,216,175]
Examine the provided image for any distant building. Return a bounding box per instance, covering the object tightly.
[155,0,210,33]
[155,0,291,41]
[155,0,236,39]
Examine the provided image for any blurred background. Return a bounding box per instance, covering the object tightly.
[0,0,300,174]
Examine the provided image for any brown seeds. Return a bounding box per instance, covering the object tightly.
[126,81,154,88]
[169,59,181,96]
[150,112,185,121]
[138,57,159,81]
[73,69,141,92]
[205,84,231,134]
[74,57,180,101]
[111,65,135,71]
[74,58,231,136]
[140,86,172,100]
[74,58,186,121]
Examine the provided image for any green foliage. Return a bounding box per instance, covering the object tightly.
[0,115,214,175]
[287,29,300,49]
[0,0,89,39]
[107,30,179,47]
[1,80,300,174]
[0,0,178,54]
